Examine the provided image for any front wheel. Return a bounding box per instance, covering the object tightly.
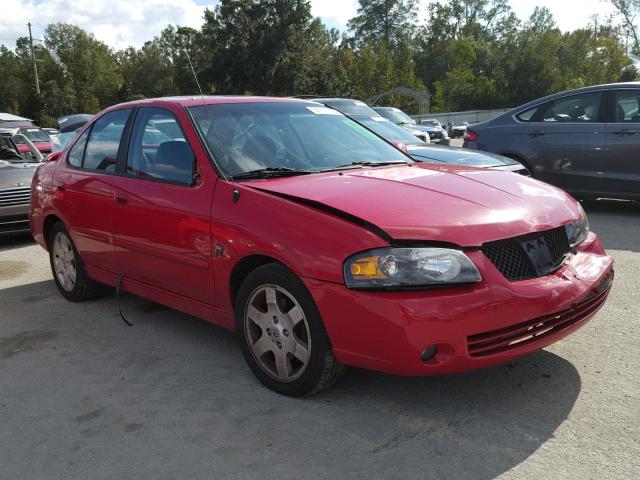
[235,263,346,396]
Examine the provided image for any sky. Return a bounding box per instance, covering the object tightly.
[0,0,620,50]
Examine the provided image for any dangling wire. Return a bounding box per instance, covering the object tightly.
[116,275,133,327]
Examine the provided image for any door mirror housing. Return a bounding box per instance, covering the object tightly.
[45,151,62,163]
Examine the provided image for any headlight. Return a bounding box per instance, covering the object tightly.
[344,248,482,289]
[565,203,589,247]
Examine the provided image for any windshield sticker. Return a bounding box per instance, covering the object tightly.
[306,106,341,115]
[342,119,377,139]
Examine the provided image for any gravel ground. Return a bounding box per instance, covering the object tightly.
[0,199,638,480]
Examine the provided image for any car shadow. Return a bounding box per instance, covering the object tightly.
[0,232,35,252]
[2,280,582,480]
[581,199,640,252]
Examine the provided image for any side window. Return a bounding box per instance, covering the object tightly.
[67,130,89,167]
[126,108,195,185]
[541,93,602,123]
[516,105,540,122]
[83,109,132,171]
[613,90,640,122]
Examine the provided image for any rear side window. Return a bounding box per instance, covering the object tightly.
[613,90,640,122]
[541,93,602,123]
[67,130,89,167]
[82,109,132,171]
[126,107,194,185]
[516,106,540,122]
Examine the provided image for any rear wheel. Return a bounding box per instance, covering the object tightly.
[235,263,346,396]
[49,222,100,301]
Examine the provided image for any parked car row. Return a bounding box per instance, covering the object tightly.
[28,94,613,396]
[374,106,450,143]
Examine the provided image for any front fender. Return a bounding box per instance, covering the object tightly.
[211,181,390,313]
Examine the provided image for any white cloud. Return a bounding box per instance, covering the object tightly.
[0,0,214,50]
[310,0,359,29]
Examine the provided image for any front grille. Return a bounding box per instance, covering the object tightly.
[481,227,570,281]
[467,271,613,357]
[0,214,29,233]
[429,132,442,140]
[0,187,30,207]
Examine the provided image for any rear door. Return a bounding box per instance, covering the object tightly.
[519,91,606,193]
[53,108,133,273]
[603,89,640,197]
[109,106,216,304]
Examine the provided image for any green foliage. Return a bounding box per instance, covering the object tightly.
[0,0,636,124]
[348,0,418,47]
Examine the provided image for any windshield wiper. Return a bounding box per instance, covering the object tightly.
[323,160,410,171]
[232,166,312,181]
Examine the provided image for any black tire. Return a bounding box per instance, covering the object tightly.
[48,222,100,301]
[235,263,347,396]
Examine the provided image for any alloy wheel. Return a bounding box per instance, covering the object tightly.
[244,285,311,382]
[52,232,77,292]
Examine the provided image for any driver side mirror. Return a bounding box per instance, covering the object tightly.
[45,151,62,163]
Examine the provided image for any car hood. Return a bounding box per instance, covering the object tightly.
[247,164,579,246]
[408,145,520,168]
[0,161,39,189]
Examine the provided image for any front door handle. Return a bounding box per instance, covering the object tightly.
[528,131,545,137]
[114,192,128,204]
[55,185,65,192]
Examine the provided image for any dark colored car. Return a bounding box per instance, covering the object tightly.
[464,82,640,200]
[317,98,528,174]
[31,96,613,396]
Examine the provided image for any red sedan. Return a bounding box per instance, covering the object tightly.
[30,97,614,396]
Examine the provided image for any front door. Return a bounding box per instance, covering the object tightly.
[604,89,640,197]
[109,106,216,304]
[522,91,606,194]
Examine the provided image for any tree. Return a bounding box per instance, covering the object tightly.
[117,42,178,100]
[201,0,343,96]
[609,0,640,57]
[45,23,123,113]
[347,0,418,47]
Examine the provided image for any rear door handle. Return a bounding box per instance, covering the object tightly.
[528,131,545,137]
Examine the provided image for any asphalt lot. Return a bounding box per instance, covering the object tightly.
[0,199,638,480]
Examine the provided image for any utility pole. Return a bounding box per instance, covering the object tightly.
[28,22,40,95]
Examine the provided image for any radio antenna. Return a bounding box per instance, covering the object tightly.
[182,37,240,202]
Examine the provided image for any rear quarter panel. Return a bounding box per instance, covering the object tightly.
[30,160,58,248]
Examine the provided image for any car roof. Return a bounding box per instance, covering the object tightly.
[512,82,640,112]
[0,113,32,122]
[105,96,308,111]
[313,98,367,105]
